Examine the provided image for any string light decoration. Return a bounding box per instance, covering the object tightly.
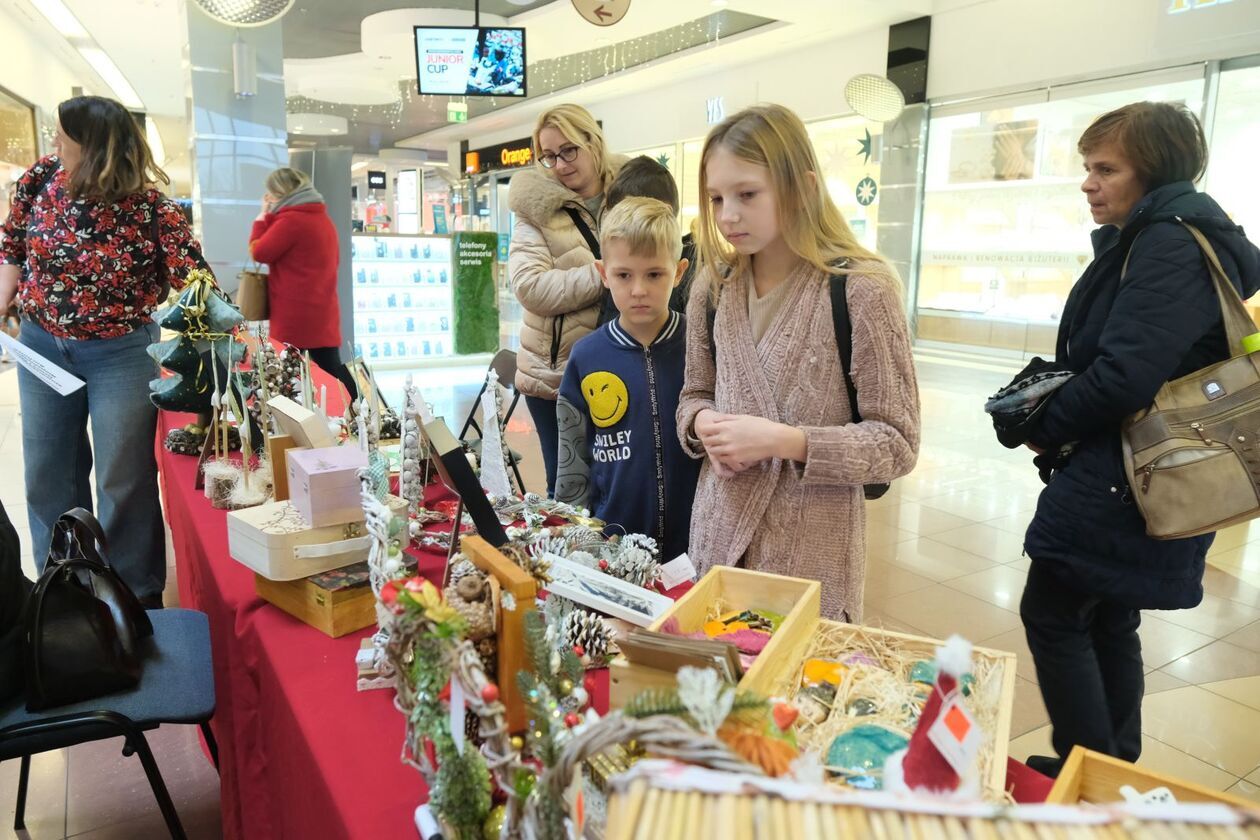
[283,11,770,138]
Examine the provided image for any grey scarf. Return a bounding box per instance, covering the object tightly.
[272,184,325,212]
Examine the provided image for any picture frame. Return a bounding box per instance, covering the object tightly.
[545,555,673,628]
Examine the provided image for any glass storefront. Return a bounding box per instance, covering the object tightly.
[0,85,37,224]
[1206,62,1260,237]
[915,68,1206,354]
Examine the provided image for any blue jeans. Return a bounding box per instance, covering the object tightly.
[525,395,558,497]
[18,319,166,600]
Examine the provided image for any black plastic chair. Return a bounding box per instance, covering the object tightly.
[0,608,218,839]
[458,349,525,493]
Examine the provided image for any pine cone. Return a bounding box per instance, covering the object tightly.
[562,609,613,666]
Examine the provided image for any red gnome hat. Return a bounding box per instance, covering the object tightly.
[884,635,978,797]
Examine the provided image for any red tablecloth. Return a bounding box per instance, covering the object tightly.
[158,413,439,838]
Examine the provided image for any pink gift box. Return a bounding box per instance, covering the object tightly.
[286,445,368,528]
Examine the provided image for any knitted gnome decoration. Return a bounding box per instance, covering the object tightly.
[884,635,981,797]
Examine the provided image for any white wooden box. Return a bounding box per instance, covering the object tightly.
[287,445,366,528]
[227,495,407,581]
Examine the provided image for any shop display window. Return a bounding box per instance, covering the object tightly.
[351,234,454,363]
[1205,63,1260,241]
[0,85,37,223]
[915,72,1205,352]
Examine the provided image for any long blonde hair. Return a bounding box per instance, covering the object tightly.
[697,103,883,297]
[531,104,616,193]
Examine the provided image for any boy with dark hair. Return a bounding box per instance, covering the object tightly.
[556,197,698,560]
[598,156,698,323]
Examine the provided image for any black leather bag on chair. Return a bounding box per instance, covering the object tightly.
[21,509,154,711]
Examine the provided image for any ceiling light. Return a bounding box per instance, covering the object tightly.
[77,47,144,109]
[29,0,88,38]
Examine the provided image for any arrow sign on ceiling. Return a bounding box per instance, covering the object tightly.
[572,0,630,26]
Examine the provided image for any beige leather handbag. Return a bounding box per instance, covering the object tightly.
[235,264,268,321]
[1122,222,1260,539]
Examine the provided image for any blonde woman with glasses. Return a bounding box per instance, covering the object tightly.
[507,103,628,495]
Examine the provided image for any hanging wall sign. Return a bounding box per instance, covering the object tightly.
[572,0,630,26]
[367,170,387,190]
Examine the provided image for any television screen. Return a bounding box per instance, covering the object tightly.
[414,26,526,98]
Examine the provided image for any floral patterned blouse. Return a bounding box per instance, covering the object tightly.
[0,155,209,339]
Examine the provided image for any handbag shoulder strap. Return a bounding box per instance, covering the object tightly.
[1178,221,1255,354]
[50,507,110,567]
[563,206,601,260]
[1121,221,1254,353]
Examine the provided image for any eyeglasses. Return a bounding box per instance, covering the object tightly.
[539,145,581,169]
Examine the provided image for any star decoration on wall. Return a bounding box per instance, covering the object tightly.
[856,176,878,206]
[858,128,873,165]
[655,153,671,169]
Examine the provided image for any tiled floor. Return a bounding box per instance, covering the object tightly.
[5,344,1260,837]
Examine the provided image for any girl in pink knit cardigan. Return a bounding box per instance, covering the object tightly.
[676,104,921,620]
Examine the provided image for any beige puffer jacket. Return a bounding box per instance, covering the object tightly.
[507,156,627,399]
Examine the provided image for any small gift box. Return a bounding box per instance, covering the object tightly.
[287,445,367,528]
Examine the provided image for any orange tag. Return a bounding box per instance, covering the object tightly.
[927,695,983,776]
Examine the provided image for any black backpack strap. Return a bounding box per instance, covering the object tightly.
[829,274,862,424]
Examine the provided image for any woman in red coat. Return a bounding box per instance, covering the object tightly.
[249,167,357,398]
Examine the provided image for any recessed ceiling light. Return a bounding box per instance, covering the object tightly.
[505,0,535,5]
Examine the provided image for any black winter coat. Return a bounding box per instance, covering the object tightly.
[1025,182,1260,610]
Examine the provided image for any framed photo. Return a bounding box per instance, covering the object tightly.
[545,555,673,628]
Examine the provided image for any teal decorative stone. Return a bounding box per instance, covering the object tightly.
[825,725,908,777]
[909,660,936,685]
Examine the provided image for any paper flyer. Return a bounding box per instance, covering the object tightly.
[0,332,85,396]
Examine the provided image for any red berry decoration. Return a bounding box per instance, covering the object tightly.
[573,645,585,658]
[598,559,609,571]
[564,712,581,728]
[481,683,500,704]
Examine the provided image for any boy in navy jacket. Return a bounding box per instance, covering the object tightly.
[556,198,698,560]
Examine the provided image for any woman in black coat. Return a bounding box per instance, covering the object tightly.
[1019,101,1260,777]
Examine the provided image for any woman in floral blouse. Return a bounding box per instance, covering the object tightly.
[0,96,209,607]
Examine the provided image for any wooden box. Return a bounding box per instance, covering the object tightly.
[608,566,821,709]
[254,562,377,638]
[228,499,370,581]
[462,535,537,734]
[287,445,367,528]
[1048,746,1258,808]
[779,621,1017,801]
[268,394,336,449]
[228,495,407,580]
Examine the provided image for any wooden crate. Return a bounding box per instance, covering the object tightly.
[608,566,821,708]
[254,567,376,638]
[461,535,537,734]
[1049,746,1258,808]
[778,620,1017,801]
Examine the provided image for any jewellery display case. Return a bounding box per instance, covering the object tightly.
[351,234,454,364]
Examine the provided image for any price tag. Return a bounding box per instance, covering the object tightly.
[927,694,983,776]
[659,553,698,589]
[450,678,467,756]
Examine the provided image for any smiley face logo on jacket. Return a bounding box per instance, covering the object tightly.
[580,371,629,428]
